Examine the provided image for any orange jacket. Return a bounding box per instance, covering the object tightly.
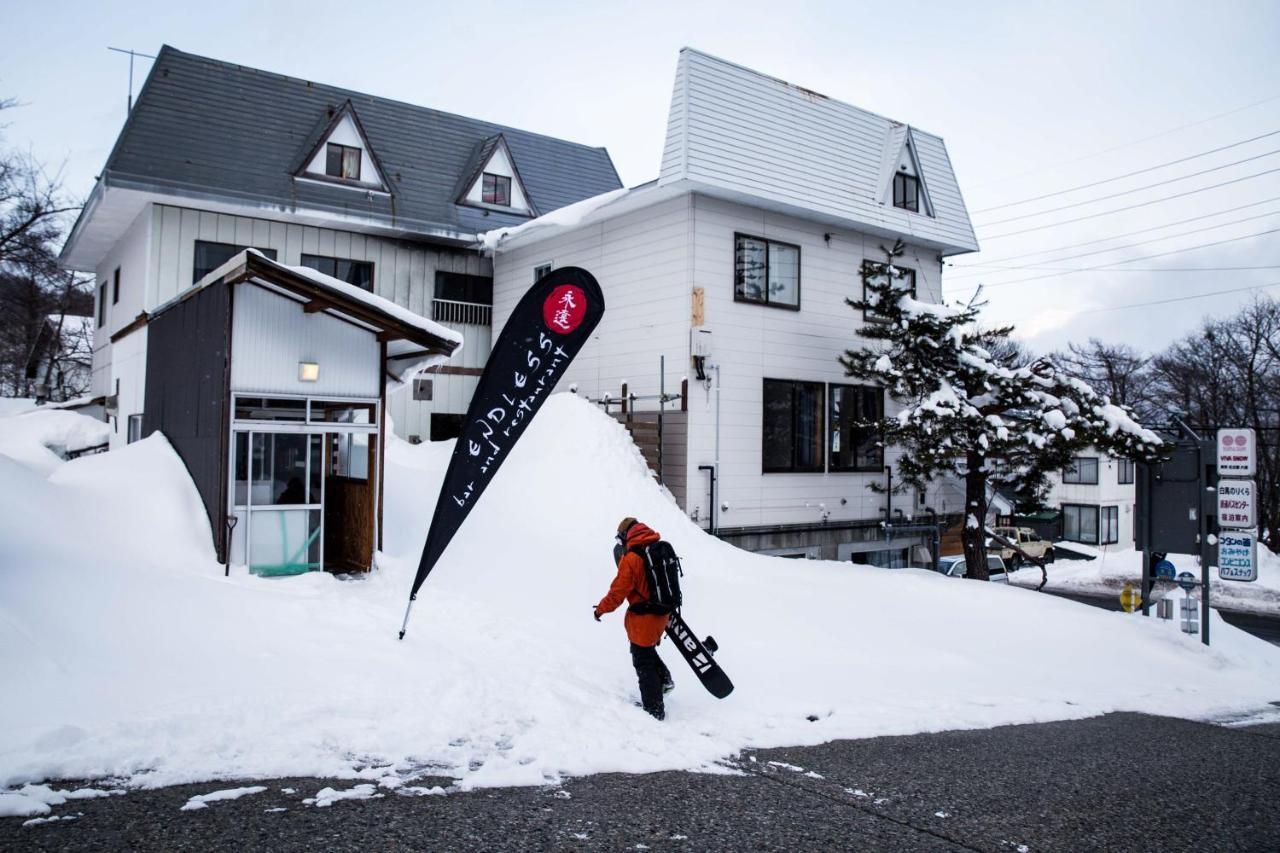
[596,522,670,647]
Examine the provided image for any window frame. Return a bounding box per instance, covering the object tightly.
[97,281,107,327]
[861,260,917,323]
[1117,458,1135,485]
[893,172,920,213]
[1062,456,1099,485]
[533,262,553,283]
[1100,506,1120,545]
[299,253,375,292]
[1062,503,1101,545]
[734,233,801,311]
[325,143,362,181]
[482,172,512,207]
[762,378,825,474]
[112,267,121,305]
[828,383,886,472]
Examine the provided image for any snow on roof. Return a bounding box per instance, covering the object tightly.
[478,187,630,253]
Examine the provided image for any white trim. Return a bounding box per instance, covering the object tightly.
[293,175,392,197]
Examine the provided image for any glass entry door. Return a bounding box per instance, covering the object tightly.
[232,431,324,576]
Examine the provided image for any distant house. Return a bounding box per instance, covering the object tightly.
[1044,451,1137,550]
[59,45,621,449]
[484,49,979,565]
[25,313,93,404]
[57,46,621,574]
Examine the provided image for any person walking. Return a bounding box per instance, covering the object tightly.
[594,517,674,719]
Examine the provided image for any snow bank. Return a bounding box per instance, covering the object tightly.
[1,395,1278,795]
[0,398,37,417]
[0,409,109,475]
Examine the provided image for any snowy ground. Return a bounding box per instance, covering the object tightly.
[2,396,1279,806]
[1009,543,1280,616]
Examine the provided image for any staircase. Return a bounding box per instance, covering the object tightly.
[612,411,688,510]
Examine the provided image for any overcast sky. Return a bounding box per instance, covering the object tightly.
[3,0,1278,355]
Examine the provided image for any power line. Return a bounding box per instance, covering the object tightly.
[971,130,1280,214]
[966,92,1280,190]
[975,148,1280,228]
[943,227,1280,291]
[958,264,1280,274]
[1073,281,1280,316]
[979,167,1280,241]
[947,197,1280,268]
[945,209,1280,279]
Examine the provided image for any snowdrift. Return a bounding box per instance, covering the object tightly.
[1,395,1279,793]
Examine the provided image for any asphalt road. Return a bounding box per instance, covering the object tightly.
[5,713,1280,852]
[1046,589,1280,645]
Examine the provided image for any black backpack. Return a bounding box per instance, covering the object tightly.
[628,540,683,616]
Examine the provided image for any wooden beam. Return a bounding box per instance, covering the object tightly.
[377,329,405,342]
[303,298,336,314]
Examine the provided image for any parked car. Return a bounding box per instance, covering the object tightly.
[936,555,1010,583]
[988,526,1054,568]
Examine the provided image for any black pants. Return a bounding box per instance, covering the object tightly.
[630,643,672,714]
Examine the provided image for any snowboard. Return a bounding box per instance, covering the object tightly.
[613,542,733,699]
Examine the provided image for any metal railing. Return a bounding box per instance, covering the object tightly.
[431,299,492,326]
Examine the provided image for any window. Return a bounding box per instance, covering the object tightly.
[431,413,465,441]
[1062,504,1100,545]
[1100,506,1120,545]
[862,261,916,322]
[325,143,362,181]
[300,254,374,291]
[482,173,512,206]
[112,267,121,304]
[1117,458,1135,484]
[1062,457,1099,485]
[534,262,553,282]
[829,384,884,471]
[434,272,493,305]
[97,281,107,327]
[127,414,143,444]
[193,241,277,284]
[893,172,920,212]
[762,379,824,472]
[735,234,800,309]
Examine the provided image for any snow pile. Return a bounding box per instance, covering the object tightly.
[478,188,630,252]
[0,784,117,818]
[0,409,110,474]
[0,398,38,417]
[1011,545,1280,616]
[1,395,1279,795]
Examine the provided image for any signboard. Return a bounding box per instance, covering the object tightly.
[1176,571,1198,592]
[1218,530,1258,582]
[1154,559,1176,580]
[1217,428,1256,478]
[1217,479,1256,528]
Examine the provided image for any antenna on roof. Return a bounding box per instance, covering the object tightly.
[107,47,157,115]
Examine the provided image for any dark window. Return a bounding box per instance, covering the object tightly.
[893,172,920,212]
[431,413,465,441]
[1063,457,1099,485]
[325,143,361,181]
[112,267,121,304]
[434,271,493,305]
[193,241,277,284]
[1100,506,1120,545]
[862,261,917,322]
[829,384,884,471]
[482,173,512,206]
[735,234,800,309]
[534,262,553,282]
[300,254,374,291]
[233,396,307,422]
[763,379,824,473]
[1117,458,1135,484]
[97,282,107,327]
[1063,504,1100,544]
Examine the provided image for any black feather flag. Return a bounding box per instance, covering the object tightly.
[399,267,604,638]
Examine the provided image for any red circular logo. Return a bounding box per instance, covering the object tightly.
[543,284,587,334]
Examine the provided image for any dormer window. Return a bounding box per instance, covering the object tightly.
[326,143,362,181]
[482,173,511,207]
[893,172,919,212]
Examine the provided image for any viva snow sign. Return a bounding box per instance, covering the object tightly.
[399,267,605,639]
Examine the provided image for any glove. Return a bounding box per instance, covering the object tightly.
[592,607,602,622]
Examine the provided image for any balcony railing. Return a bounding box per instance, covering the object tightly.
[432,299,492,326]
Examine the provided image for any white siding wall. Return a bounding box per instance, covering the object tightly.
[1046,451,1137,549]
[147,204,489,438]
[685,194,942,530]
[231,286,380,398]
[492,195,693,409]
[89,207,152,448]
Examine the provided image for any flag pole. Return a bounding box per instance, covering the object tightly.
[398,595,416,640]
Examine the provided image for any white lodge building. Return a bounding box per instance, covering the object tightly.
[486,50,979,564]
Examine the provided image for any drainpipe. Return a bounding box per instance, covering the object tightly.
[698,465,717,534]
[884,466,893,541]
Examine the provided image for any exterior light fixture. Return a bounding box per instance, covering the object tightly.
[298,362,320,382]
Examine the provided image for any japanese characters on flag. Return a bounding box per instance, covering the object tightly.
[400,267,604,635]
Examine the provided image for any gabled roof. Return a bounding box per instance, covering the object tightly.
[453,134,539,216]
[658,48,978,255]
[291,100,393,193]
[67,45,621,263]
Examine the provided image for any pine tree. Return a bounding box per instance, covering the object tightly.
[840,241,1164,579]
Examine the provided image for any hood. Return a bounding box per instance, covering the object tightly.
[624,522,661,549]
